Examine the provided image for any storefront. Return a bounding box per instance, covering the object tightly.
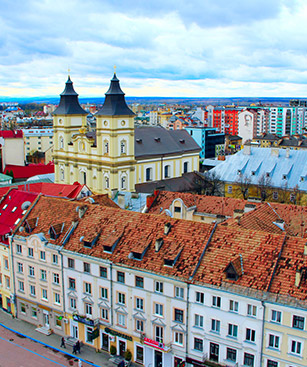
[142,337,172,367]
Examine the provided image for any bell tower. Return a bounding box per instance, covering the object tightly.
[53,75,87,184]
[96,73,136,192]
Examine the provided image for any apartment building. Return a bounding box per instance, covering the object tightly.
[23,128,53,156]
[7,195,307,367]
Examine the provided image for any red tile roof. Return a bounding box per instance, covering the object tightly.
[4,162,54,179]
[17,182,86,199]
[0,130,23,139]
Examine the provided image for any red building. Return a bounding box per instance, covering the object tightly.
[212,108,241,135]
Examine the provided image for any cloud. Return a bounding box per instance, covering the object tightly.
[0,0,306,97]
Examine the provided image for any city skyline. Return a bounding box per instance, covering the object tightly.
[1,0,307,98]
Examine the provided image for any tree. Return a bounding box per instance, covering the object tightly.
[235,173,251,200]
[195,171,223,196]
[257,173,273,202]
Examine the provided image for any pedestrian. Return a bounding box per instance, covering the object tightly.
[78,359,82,367]
[73,343,77,354]
[76,340,81,354]
[60,337,66,348]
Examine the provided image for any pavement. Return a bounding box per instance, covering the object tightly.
[0,309,136,367]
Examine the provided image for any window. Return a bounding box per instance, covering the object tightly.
[174,206,181,213]
[118,313,126,327]
[100,287,108,299]
[28,248,34,258]
[135,276,144,288]
[227,348,237,362]
[228,323,238,337]
[104,176,109,189]
[246,328,256,342]
[84,282,92,294]
[268,334,279,349]
[104,140,109,154]
[31,307,37,318]
[146,167,152,181]
[85,303,92,316]
[212,295,221,308]
[155,281,163,293]
[136,346,144,364]
[291,340,302,355]
[101,308,109,321]
[121,176,126,190]
[30,285,36,296]
[56,316,62,327]
[18,280,24,292]
[4,258,9,270]
[196,291,204,304]
[29,266,35,277]
[42,289,48,300]
[68,278,76,289]
[271,310,281,323]
[100,266,107,278]
[20,303,26,314]
[40,269,47,281]
[293,315,304,329]
[229,300,238,312]
[118,292,126,305]
[54,292,60,304]
[175,286,184,299]
[16,244,22,254]
[183,161,188,173]
[155,303,163,317]
[83,262,90,274]
[68,258,75,269]
[247,304,257,317]
[194,337,203,351]
[164,165,170,178]
[17,262,23,273]
[70,298,76,309]
[174,309,184,323]
[117,271,125,283]
[211,319,220,333]
[194,314,204,328]
[174,332,183,346]
[5,276,10,289]
[267,361,278,367]
[136,297,144,311]
[120,140,126,155]
[228,185,233,194]
[40,251,46,261]
[155,326,163,343]
[244,353,254,367]
[52,254,58,265]
[136,319,144,332]
[53,273,60,284]
[273,191,278,200]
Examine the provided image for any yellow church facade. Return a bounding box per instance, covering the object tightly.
[53,74,200,194]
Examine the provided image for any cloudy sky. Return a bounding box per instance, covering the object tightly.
[0,0,306,98]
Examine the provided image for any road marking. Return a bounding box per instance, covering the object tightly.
[0,335,68,366]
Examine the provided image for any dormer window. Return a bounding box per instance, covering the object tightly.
[251,171,255,176]
[237,170,241,175]
[300,176,305,182]
[266,172,270,178]
[282,174,287,180]
[12,206,17,212]
[2,204,7,210]
[224,256,243,281]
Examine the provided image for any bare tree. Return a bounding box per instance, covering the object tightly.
[257,173,273,202]
[235,173,251,200]
[195,171,223,196]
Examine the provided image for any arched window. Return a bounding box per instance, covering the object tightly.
[105,176,109,189]
[60,169,64,181]
[164,165,170,178]
[121,176,126,190]
[120,140,126,155]
[146,168,152,181]
[59,137,64,150]
[183,162,188,174]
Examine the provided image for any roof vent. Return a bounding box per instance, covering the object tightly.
[179,139,185,144]
[154,137,160,142]
[155,238,163,252]
[273,219,285,231]
[21,201,31,211]
[164,222,171,235]
[136,139,142,143]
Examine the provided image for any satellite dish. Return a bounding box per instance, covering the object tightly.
[19,227,24,232]
[21,201,31,210]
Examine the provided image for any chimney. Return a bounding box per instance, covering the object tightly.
[233,209,244,219]
[244,204,256,213]
[271,148,279,157]
[164,222,171,235]
[285,148,290,158]
[295,268,302,287]
[155,238,163,252]
[111,189,118,200]
[243,145,251,155]
[117,194,125,209]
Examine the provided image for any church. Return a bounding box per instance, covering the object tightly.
[53,73,200,194]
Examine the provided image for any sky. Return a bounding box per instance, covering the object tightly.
[0,0,306,98]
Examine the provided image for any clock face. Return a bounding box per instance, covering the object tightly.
[121,120,125,126]
[59,119,62,125]
[104,120,108,126]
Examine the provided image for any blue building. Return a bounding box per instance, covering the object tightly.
[185,127,225,159]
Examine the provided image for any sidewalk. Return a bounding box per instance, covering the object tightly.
[0,309,136,367]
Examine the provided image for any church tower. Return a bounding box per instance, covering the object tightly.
[96,73,136,192]
[53,76,87,184]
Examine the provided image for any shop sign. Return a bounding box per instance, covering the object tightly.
[73,314,94,326]
[88,328,99,342]
[104,327,132,341]
[143,337,170,352]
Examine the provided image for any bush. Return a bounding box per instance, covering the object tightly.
[110,345,116,355]
[124,349,132,361]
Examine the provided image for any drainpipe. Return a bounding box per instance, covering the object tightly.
[59,247,65,328]
[110,263,113,326]
[185,283,190,364]
[8,235,17,318]
[260,300,266,367]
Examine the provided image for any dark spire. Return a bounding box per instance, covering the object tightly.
[53,76,87,115]
[96,73,135,116]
